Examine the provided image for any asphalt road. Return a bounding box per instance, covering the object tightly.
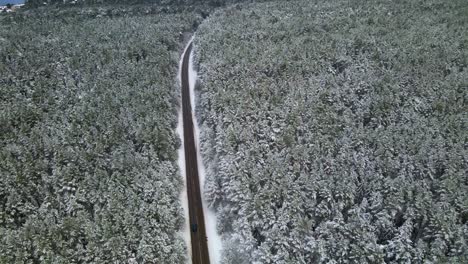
[181,42,211,264]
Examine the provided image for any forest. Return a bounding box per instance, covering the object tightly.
[1,0,467,263]
[0,5,204,263]
[23,0,256,8]
[194,0,467,263]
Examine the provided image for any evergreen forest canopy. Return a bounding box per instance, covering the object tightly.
[23,0,255,8]
[194,0,467,263]
[0,0,466,263]
[0,6,203,263]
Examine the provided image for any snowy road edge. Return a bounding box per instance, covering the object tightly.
[177,37,223,264]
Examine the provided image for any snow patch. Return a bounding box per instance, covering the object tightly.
[177,40,192,264]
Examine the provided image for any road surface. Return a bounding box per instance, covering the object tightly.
[181,42,210,264]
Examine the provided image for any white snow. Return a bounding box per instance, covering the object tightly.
[176,111,191,263]
[177,40,192,264]
[177,38,223,264]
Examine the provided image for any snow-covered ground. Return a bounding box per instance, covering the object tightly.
[176,109,191,263]
[177,38,223,264]
[0,3,24,12]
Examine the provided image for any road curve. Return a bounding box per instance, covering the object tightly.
[181,42,210,264]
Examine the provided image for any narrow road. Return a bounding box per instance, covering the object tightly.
[181,42,210,264]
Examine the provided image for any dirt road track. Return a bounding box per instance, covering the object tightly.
[181,42,210,264]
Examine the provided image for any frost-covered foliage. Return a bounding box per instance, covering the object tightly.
[25,0,265,8]
[194,0,468,263]
[0,8,202,263]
